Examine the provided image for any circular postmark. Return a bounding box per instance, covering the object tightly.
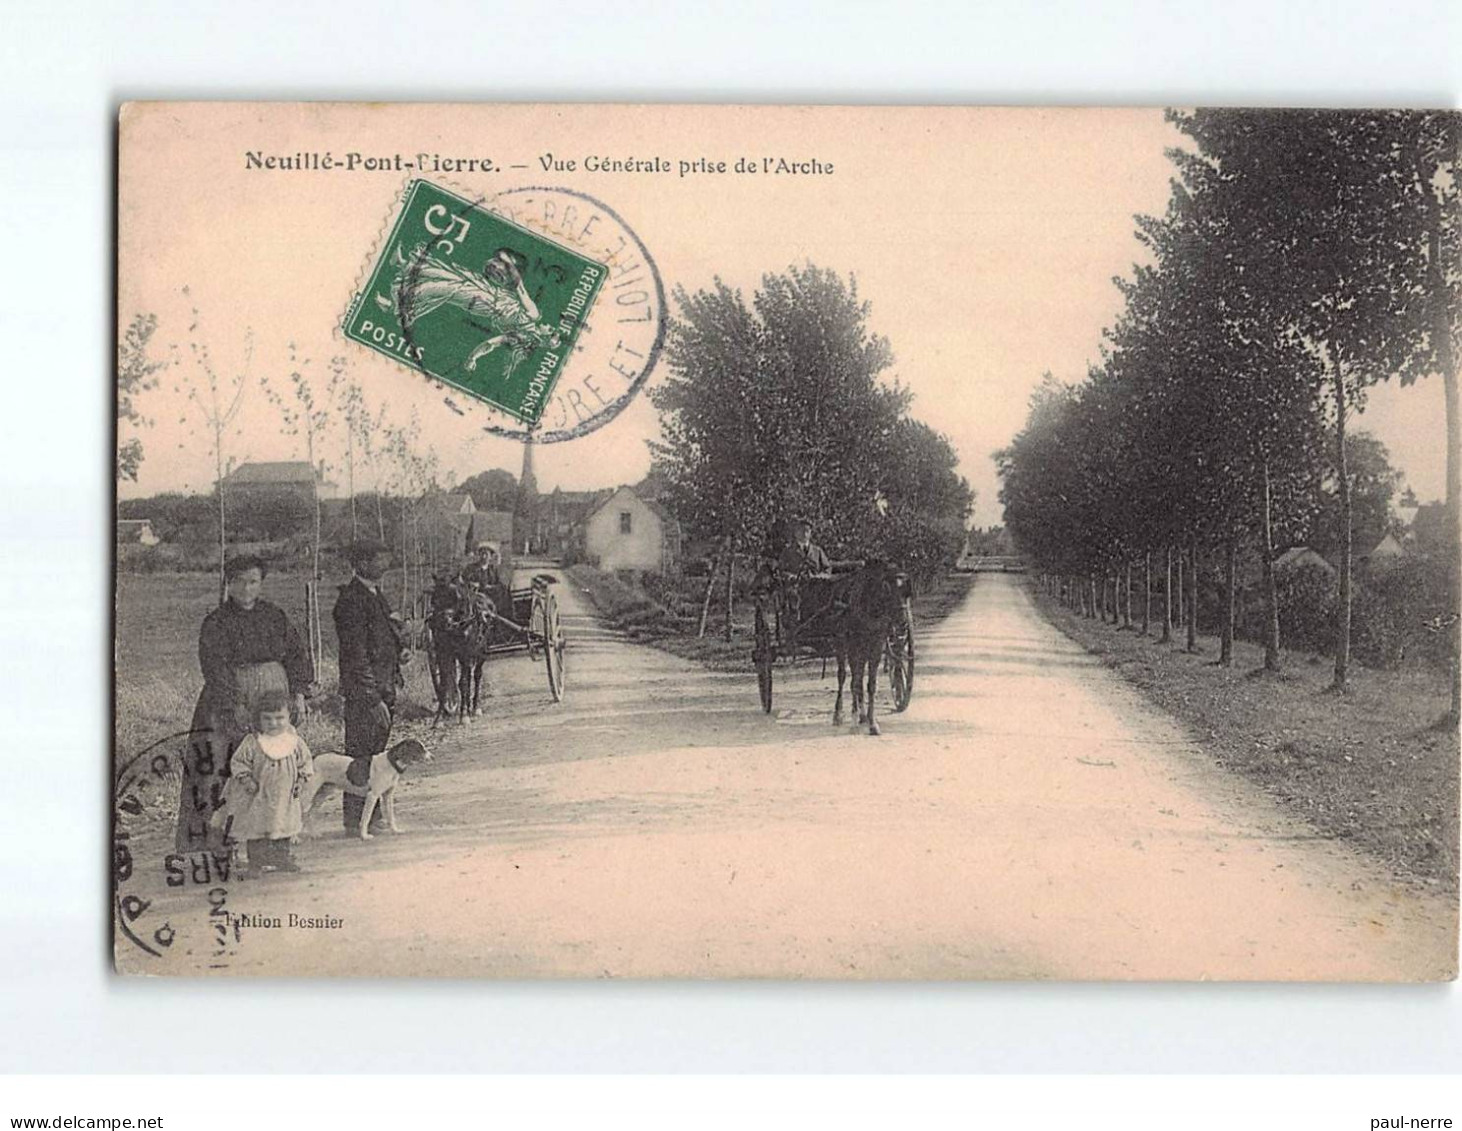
[112,729,241,970]
[348,181,666,444]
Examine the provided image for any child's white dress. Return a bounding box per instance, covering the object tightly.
[217,729,314,841]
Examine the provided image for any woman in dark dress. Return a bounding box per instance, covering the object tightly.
[175,554,314,853]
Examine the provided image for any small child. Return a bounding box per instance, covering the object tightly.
[216,689,314,876]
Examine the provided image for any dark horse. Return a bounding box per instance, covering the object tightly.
[832,561,908,736]
[427,576,495,726]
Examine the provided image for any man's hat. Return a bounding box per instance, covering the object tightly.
[791,517,814,531]
[475,540,500,554]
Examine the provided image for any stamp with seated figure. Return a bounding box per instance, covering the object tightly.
[345,179,609,426]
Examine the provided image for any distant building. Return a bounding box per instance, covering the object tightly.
[116,518,160,546]
[420,493,477,562]
[1358,532,1406,569]
[543,487,613,561]
[224,460,338,500]
[581,485,681,574]
[471,509,515,560]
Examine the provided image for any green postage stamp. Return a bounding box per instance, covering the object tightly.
[345,180,607,424]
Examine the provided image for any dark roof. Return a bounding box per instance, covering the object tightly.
[226,461,318,485]
[427,493,475,515]
[473,510,514,543]
[586,485,678,529]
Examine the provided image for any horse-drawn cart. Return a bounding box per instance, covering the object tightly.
[424,573,566,722]
[750,562,915,720]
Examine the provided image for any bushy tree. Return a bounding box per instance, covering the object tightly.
[651,265,971,624]
[117,313,167,482]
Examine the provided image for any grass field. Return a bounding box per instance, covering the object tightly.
[1032,585,1460,892]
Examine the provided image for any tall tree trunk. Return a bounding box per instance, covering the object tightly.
[1186,541,1199,652]
[696,545,721,638]
[401,504,410,609]
[1331,347,1353,691]
[214,421,227,606]
[1260,456,1282,671]
[1221,536,1237,667]
[348,428,358,541]
[1141,552,1151,636]
[1412,131,1460,723]
[1123,563,1133,629]
[1089,576,1098,619]
[723,545,736,643]
[1175,548,1185,630]
[1161,547,1173,643]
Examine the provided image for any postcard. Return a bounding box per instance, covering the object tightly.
[114,103,1458,978]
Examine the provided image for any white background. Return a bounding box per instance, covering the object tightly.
[0,0,1458,1076]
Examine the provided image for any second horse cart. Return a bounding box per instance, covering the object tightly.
[424,572,567,721]
[750,563,915,716]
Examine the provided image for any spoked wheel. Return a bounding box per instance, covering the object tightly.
[754,605,774,714]
[531,588,566,702]
[885,610,915,713]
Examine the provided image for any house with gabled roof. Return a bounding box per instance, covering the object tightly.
[581,485,681,574]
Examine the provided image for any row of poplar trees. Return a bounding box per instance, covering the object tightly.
[998,109,1460,723]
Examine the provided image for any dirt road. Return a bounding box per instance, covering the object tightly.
[117,572,1457,979]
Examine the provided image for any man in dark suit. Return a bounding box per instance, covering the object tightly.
[777,518,833,580]
[332,542,402,834]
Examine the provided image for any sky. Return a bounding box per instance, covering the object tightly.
[117,104,1450,528]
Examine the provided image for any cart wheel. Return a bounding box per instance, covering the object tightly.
[539,589,566,702]
[885,612,915,713]
[754,605,774,714]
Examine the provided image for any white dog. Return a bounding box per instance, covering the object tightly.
[298,738,433,840]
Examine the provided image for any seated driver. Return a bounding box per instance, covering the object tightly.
[778,519,833,581]
[461,541,503,591]
[777,518,834,648]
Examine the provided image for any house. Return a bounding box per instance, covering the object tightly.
[116,518,160,546]
[1357,532,1406,570]
[581,485,681,574]
[224,461,338,500]
[419,493,478,562]
[471,509,515,560]
[542,487,613,560]
[1273,546,1335,577]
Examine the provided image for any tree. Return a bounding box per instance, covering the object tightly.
[1312,432,1406,556]
[862,418,973,583]
[176,290,251,603]
[117,313,167,482]
[459,468,520,513]
[261,343,337,586]
[1395,111,1461,723]
[651,266,954,637]
[1169,109,1436,691]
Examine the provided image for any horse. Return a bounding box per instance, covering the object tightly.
[426,576,495,726]
[832,560,908,736]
